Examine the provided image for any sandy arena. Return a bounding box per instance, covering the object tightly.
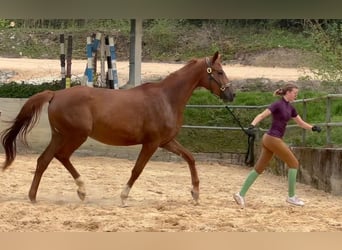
[0,154,341,232]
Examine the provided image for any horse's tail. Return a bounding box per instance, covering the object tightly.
[1,90,55,170]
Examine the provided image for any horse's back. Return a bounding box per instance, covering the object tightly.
[47,85,178,145]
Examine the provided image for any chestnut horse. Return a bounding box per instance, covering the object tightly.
[1,51,234,206]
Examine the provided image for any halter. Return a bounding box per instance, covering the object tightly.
[205,57,230,93]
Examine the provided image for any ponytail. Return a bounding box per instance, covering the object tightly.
[273,83,298,97]
[273,88,285,96]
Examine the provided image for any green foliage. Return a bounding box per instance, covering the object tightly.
[0,19,10,28]
[0,18,332,65]
[303,20,342,83]
[0,82,63,98]
[143,19,182,60]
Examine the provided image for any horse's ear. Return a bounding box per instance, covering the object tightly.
[212,51,220,63]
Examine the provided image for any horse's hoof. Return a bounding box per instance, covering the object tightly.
[28,193,37,203]
[120,185,130,207]
[120,198,128,208]
[29,198,37,203]
[77,190,86,201]
[191,189,199,203]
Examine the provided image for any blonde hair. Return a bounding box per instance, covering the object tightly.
[273,83,298,96]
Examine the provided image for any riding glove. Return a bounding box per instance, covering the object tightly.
[312,125,322,132]
[246,124,257,136]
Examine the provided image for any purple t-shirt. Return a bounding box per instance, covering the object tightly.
[267,97,298,138]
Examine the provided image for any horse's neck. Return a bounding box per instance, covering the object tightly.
[162,62,202,110]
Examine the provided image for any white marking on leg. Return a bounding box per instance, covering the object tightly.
[120,185,131,207]
[75,176,86,200]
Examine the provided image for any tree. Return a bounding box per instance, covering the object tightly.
[304,19,342,83]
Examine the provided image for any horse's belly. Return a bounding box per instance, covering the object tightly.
[89,128,142,146]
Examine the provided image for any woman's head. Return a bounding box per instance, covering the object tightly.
[273,83,299,102]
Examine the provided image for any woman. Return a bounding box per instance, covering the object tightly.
[233,83,321,208]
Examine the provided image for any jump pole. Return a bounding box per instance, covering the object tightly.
[108,36,119,89]
[86,36,94,87]
[105,36,119,89]
[92,32,101,85]
[59,34,66,88]
[66,35,72,88]
[105,36,114,89]
[99,35,106,87]
[85,33,101,87]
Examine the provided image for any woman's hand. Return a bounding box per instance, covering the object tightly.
[312,125,322,132]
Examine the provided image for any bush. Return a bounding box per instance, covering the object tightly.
[0,81,63,98]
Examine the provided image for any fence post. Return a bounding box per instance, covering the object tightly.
[301,100,307,144]
[326,96,332,144]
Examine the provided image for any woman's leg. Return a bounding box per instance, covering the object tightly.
[288,168,298,197]
[234,134,274,207]
[263,136,304,205]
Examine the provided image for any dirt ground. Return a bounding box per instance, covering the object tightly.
[1,58,340,232]
[0,154,341,232]
[0,57,312,85]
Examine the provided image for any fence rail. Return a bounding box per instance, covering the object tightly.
[183,94,342,145]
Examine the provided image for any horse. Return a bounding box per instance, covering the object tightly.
[1,51,235,206]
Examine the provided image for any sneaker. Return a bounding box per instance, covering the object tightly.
[286,196,305,206]
[233,193,245,208]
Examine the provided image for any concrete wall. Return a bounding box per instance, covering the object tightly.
[268,147,342,196]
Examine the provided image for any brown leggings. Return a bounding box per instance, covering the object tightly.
[254,133,299,174]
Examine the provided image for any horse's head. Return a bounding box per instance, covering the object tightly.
[200,51,235,102]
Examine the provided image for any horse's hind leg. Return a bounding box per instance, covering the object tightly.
[161,139,199,204]
[54,134,88,201]
[120,143,159,206]
[28,133,63,202]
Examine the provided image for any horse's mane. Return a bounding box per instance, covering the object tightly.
[163,59,199,80]
[136,59,200,87]
[183,59,198,68]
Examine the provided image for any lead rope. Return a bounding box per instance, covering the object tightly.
[225,106,255,166]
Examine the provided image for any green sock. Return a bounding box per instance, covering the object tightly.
[288,168,298,197]
[239,169,259,197]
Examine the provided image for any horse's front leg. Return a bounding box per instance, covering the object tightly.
[120,143,158,207]
[161,139,199,204]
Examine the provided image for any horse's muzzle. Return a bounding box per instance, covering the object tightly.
[221,92,235,102]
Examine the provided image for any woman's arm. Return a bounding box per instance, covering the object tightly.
[251,109,271,126]
[292,115,314,130]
